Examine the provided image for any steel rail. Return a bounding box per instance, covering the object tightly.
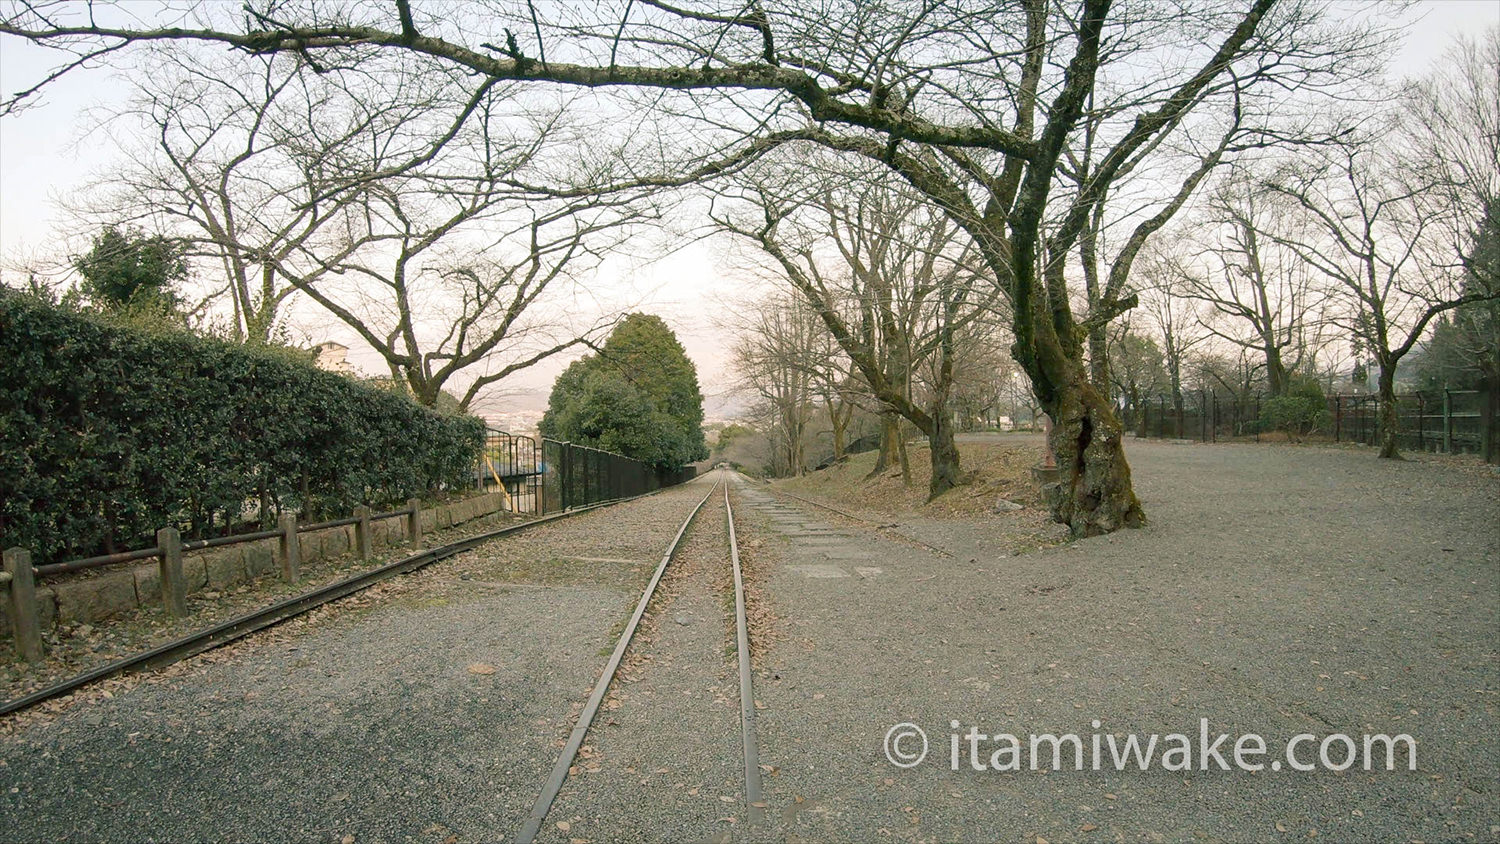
[723,474,765,824]
[0,492,666,719]
[514,473,724,844]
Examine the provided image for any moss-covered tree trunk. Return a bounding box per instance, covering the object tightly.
[1001,239,1145,536]
[1038,361,1145,535]
[927,408,962,499]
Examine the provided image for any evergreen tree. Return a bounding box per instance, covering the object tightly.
[540,313,708,468]
[1413,198,1500,389]
[72,226,188,314]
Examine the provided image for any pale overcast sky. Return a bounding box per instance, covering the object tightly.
[1,1,1495,406]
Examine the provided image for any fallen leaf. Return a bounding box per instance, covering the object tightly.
[556,821,570,832]
[1081,823,1098,832]
[467,663,496,675]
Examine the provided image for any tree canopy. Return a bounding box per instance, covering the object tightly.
[72,225,186,314]
[539,313,708,469]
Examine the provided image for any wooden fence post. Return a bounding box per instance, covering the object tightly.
[278,513,300,584]
[156,527,187,618]
[407,498,422,546]
[3,548,43,663]
[354,505,372,561]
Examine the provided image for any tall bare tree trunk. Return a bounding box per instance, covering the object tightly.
[1376,364,1402,459]
[869,412,900,478]
[1265,342,1288,396]
[896,421,911,485]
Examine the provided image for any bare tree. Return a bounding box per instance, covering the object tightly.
[1401,28,1500,389]
[75,45,509,344]
[719,162,992,498]
[84,38,646,410]
[1135,251,1209,413]
[0,0,1399,534]
[1176,175,1329,396]
[1264,133,1499,458]
[730,291,824,476]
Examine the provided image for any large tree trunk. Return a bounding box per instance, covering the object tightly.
[926,407,963,499]
[1042,366,1146,536]
[828,398,848,461]
[868,412,900,478]
[1376,364,1402,459]
[1265,342,1288,397]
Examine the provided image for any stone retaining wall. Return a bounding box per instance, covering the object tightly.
[1,492,508,637]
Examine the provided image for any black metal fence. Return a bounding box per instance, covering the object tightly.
[477,429,543,514]
[1131,388,1499,463]
[478,429,697,514]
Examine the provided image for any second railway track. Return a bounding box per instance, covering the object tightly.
[515,468,764,842]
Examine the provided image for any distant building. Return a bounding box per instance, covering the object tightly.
[313,341,355,375]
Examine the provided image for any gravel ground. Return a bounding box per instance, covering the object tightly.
[0,477,720,843]
[733,439,1499,842]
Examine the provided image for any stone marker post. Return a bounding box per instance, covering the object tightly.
[3,547,43,663]
[278,513,301,584]
[354,505,373,560]
[407,498,422,547]
[156,527,188,618]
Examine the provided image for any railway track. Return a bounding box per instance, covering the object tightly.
[515,468,763,842]
[0,490,671,719]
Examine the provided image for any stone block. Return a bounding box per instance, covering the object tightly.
[321,526,349,557]
[54,569,139,624]
[245,542,276,577]
[203,548,249,590]
[298,533,323,566]
[133,563,160,606]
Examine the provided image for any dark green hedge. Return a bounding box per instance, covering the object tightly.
[0,292,484,563]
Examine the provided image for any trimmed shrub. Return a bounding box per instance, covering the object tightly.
[0,291,483,562]
[1260,376,1332,441]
